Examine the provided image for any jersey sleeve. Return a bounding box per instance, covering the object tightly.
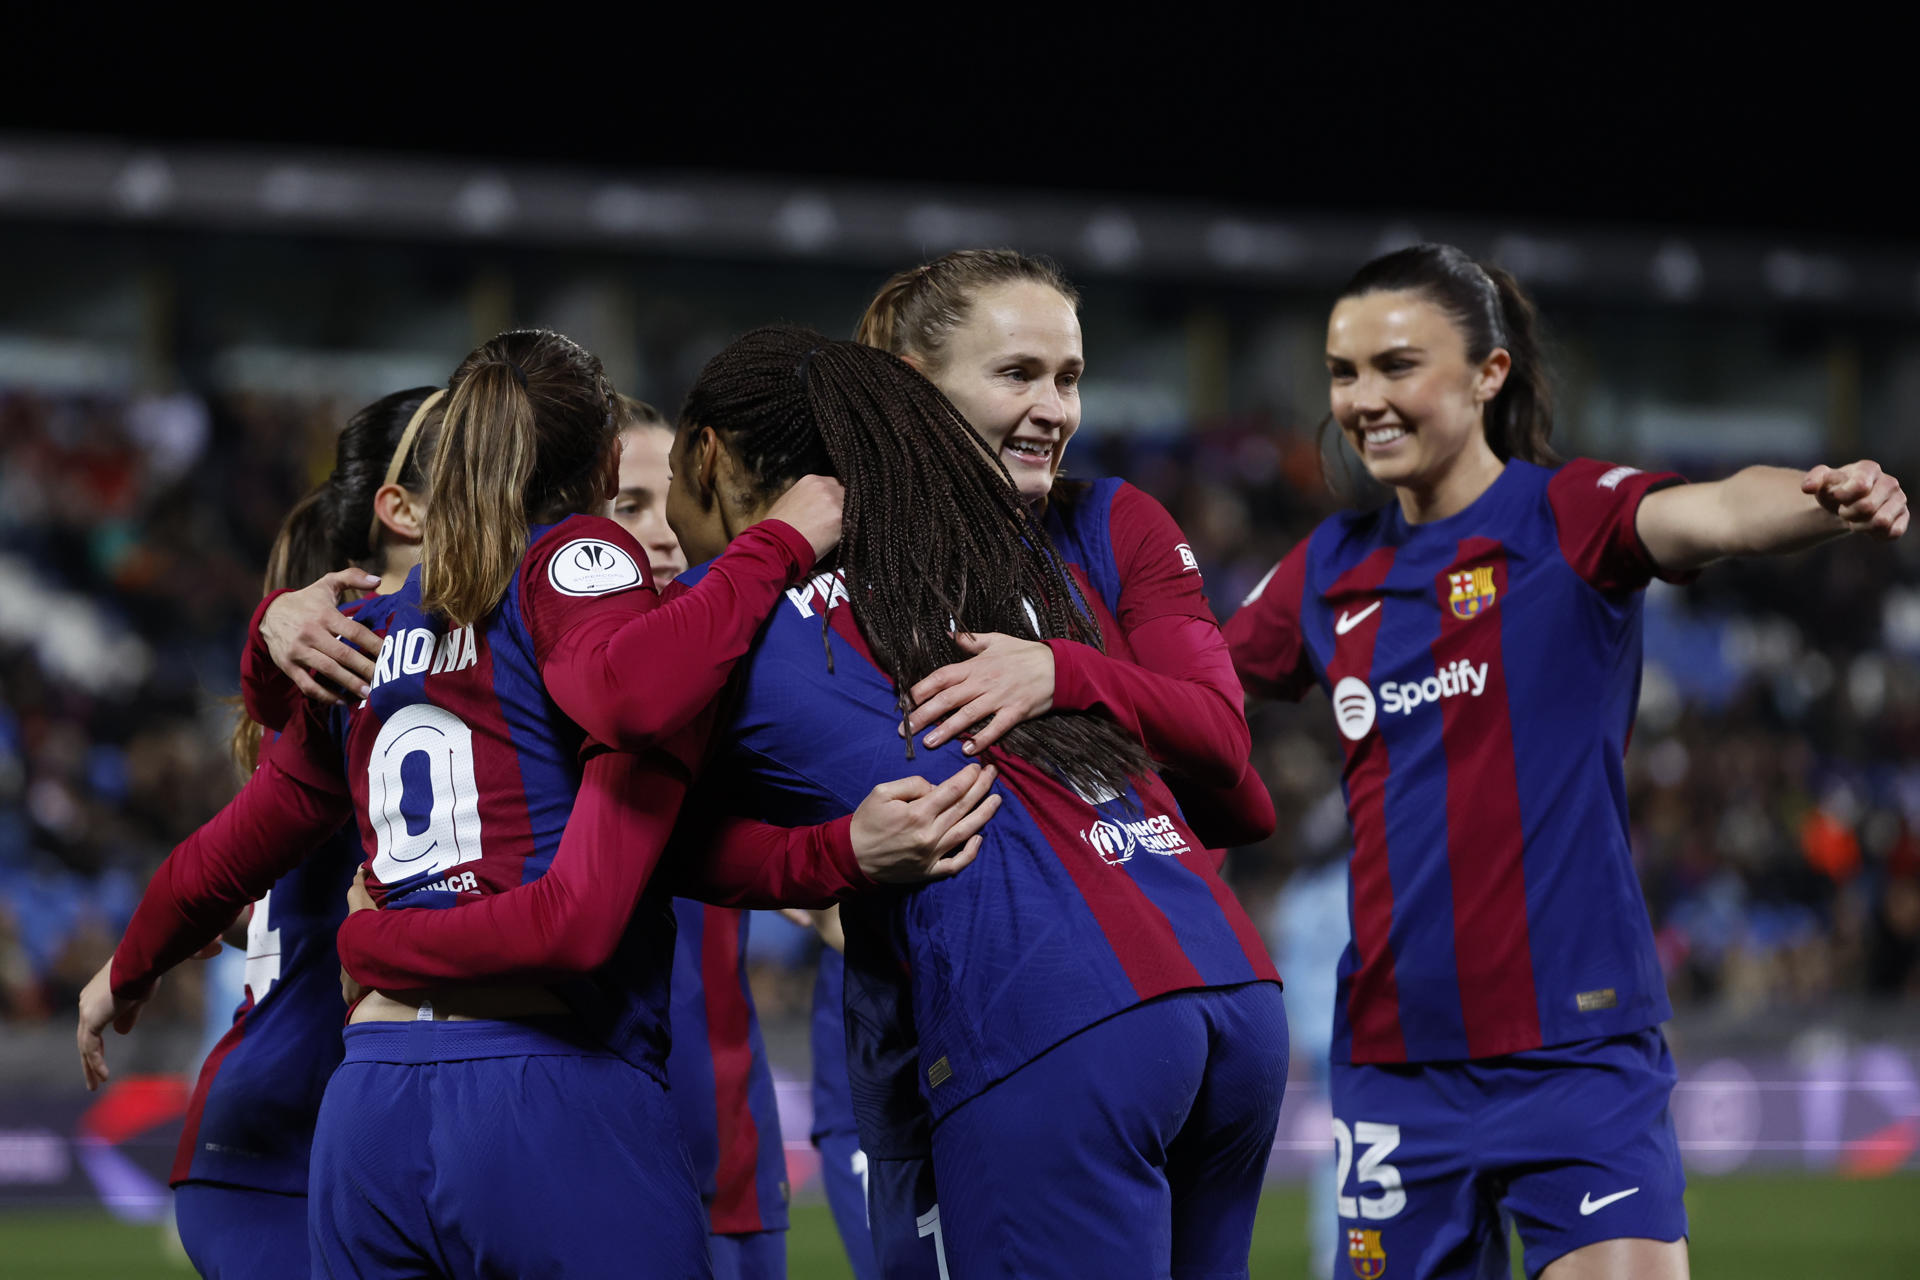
[238,588,299,731]
[1165,761,1278,853]
[335,748,686,989]
[111,731,352,1000]
[1046,615,1250,788]
[1042,484,1250,787]
[1106,483,1218,628]
[1221,540,1315,702]
[1547,457,1695,592]
[662,783,867,909]
[525,516,817,752]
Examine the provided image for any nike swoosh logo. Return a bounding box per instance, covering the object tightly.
[1579,1188,1641,1215]
[1334,601,1383,635]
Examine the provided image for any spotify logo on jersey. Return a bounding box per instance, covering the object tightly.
[1332,677,1377,741]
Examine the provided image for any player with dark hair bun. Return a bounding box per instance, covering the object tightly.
[1227,243,1908,1280]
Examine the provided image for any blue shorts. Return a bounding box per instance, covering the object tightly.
[308,1018,708,1279]
[175,1182,308,1278]
[709,1228,786,1280]
[866,1152,942,1280]
[1329,1027,1688,1280]
[930,982,1287,1280]
[814,1131,880,1280]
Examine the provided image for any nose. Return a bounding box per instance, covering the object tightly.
[1030,380,1066,427]
[1345,372,1390,420]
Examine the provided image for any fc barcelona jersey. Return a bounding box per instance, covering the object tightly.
[680,534,1278,1124]
[1225,458,1690,1064]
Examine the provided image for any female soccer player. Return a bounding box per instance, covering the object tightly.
[170,386,440,1278]
[667,326,1285,1280]
[1225,243,1907,1280]
[614,394,793,1280]
[827,249,1278,1278]
[81,328,853,1277]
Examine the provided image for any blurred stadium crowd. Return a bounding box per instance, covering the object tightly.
[3,381,1918,1033]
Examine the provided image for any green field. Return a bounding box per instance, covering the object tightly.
[3,1176,1917,1277]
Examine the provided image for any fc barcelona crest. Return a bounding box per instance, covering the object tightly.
[1348,1227,1388,1278]
[1447,566,1496,619]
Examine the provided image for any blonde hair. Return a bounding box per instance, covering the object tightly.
[855,249,1079,370]
[419,330,617,627]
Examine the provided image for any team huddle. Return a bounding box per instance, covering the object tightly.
[74,245,1907,1280]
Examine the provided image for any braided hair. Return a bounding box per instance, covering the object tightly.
[682,326,1152,802]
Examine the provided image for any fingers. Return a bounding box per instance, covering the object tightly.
[905,673,969,731]
[335,618,384,669]
[926,696,995,750]
[958,707,1023,755]
[304,652,372,701]
[1802,465,1833,495]
[868,775,935,805]
[285,665,346,707]
[322,568,382,598]
[923,834,983,879]
[953,632,990,655]
[779,908,813,930]
[920,765,999,844]
[193,940,225,960]
[79,1027,107,1091]
[912,762,985,817]
[939,791,1003,853]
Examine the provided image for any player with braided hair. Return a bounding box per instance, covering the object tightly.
[796,250,1278,1279]
[663,325,1286,1280]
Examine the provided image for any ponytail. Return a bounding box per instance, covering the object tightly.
[854,249,1079,370]
[1480,263,1556,466]
[1335,243,1558,468]
[230,486,338,775]
[418,330,618,628]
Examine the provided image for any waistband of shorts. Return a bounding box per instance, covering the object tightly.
[340,1015,614,1065]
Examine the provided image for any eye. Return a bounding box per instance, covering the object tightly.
[1002,367,1030,383]
[1058,372,1080,389]
[1382,358,1414,375]
[1327,364,1356,383]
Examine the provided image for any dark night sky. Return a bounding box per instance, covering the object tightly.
[4,16,1892,242]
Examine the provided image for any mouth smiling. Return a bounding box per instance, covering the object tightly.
[1358,424,1408,452]
[1003,437,1055,468]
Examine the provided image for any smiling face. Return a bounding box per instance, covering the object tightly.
[1325,289,1510,503]
[918,280,1083,505]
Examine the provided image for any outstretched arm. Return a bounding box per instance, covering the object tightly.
[1638,460,1907,573]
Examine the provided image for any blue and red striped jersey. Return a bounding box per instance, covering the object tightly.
[667,900,789,1236]
[1224,458,1690,1064]
[275,515,682,1075]
[680,538,1278,1124]
[171,771,359,1192]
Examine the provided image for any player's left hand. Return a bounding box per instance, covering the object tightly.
[778,905,847,953]
[907,632,1055,753]
[1804,460,1909,540]
[78,938,222,1090]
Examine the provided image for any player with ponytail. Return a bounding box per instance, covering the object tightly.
[81,327,864,1277]
[1227,243,1908,1280]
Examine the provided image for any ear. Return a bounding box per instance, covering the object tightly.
[692,426,723,507]
[597,436,623,504]
[1474,348,1512,405]
[372,483,425,542]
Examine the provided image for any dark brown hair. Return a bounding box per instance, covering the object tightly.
[681,325,1152,800]
[856,249,1079,372]
[1336,243,1557,466]
[420,330,618,627]
[323,386,444,568]
[618,394,669,432]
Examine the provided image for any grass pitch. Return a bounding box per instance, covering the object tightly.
[0,1175,1914,1277]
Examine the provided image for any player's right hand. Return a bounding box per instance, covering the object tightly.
[764,475,846,562]
[262,569,384,705]
[75,943,213,1091]
[849,762,1001,884]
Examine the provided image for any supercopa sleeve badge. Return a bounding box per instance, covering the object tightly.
[1347,1227,1388,1278]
